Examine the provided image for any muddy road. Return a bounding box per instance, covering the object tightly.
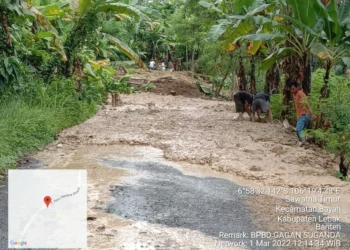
[1,81,350,249]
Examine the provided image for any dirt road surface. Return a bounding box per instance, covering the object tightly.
[1,71,350,250]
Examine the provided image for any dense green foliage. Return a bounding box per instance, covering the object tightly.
[308,69,350,158]
[0,78,98,174]
[0,0,156,172]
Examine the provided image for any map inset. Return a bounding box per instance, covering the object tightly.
[8,170,87,248]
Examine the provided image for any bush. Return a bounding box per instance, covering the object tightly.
[308,69,350,158]
[270,94,283,119]
[334,171,350,182]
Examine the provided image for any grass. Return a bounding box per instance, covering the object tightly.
[270,94,283,119]
[0,78,100,176]
[334,171,350,182]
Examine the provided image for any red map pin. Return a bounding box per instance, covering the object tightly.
[44,196,52,208]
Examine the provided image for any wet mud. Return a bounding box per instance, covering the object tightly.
[2,77,350,249]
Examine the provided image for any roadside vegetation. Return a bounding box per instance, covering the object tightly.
[0,79,98,174]
[0,0,349,179]
[0,0,153,175]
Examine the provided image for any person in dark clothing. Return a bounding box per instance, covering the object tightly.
[249,92,272,122]
[251,98,273,123]
[253,93,270,103]
[232,91,253,121]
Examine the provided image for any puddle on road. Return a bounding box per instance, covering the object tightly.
[36,145,252,250]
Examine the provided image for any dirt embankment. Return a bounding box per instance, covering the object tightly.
[122,69,208,99]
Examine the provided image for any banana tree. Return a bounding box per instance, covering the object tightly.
[261,0,349,117]
[236,0,324,95]
[305,0,350,130]
[202,1,278,93]
[310,0,350,97]
[0,0,61,88]
[211,0,347,120]
[21,1,68,61]
[63,0,158,75]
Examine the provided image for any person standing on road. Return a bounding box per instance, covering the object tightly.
[232,91,253,121]
[288,81,314,146]
[168,61,174,72]
[157,60,162,71]
[149,59,155,70]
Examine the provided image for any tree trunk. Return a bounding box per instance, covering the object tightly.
[216,66,231,96]
[264,63,280,94]
[302,53,314,129]
[152,41,156,60]
[231,68,236,93]
[231,53,237,98]
[173,45,177,71]
[2,11,11,47]
[321,60,331,98]
[238,56,248,91]
[302,53,311,95]
[191,48,196,72]
[1,9,12,54]
[279,7,312,122]
[111,92,121,107]
[316,60,332,129]
[31,19,38,34]
[340,153,349,178]
[186,44,189,71]
[250,56,256,94]
[167,50,172,62]
[73,58,83,92]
